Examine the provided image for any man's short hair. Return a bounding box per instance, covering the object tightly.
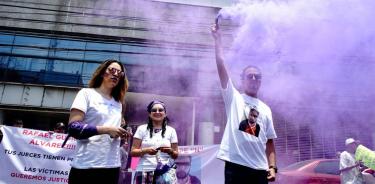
[240,65,262,80]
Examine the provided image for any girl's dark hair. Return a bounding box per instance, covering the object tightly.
[88,59,129,103]
[146,100,168,138]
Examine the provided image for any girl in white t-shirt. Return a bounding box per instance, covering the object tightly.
[131,100,179,184]
[67,60,131,184]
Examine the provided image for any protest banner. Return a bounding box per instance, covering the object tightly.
[177,145,224,184]
[0,126,76,184]
[1,126,225,184]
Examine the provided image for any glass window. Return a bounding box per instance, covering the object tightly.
[43,60,83,86]
[0,34,14,53]
[0,56,10,68]
[8,57,46,71]
[50,60,83,74]
[120,53,139,64]
[50,39,85,60]
[122,44,154,54]
[12,36,50,56]
[314,160,340,175]
[85,42,120,61]
[120,53,164,65]
[121,44,136,53]
[81,62,100,85]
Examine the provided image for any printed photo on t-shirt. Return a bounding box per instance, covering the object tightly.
[238,105,260,137]
[238,119,260,137]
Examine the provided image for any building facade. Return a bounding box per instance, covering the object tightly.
[0,0,226,145]
[0,0,373,167]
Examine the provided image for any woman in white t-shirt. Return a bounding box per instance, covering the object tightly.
[131,100,179,184]
[67,59,131,184]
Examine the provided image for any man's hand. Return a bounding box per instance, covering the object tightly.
[211,24,221,41]
[267,168,276,182]
[211,22,228,88]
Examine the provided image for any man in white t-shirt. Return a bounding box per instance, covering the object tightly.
[212,22,277,184]
[340,138,364,184]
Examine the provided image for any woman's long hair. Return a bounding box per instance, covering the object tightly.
[88,59,129,103]
[146,100,168,138]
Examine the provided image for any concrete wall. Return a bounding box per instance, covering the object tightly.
[0,0,228,143]
[0,0,220,45]
[0,83,77,110]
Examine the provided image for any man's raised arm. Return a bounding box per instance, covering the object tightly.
[212,24,229,88]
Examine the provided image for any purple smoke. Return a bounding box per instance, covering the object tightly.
[218,0,375,165]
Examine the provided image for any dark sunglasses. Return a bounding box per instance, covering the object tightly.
[106,67,125,77]
[151,108,165,113]
[244,73,262,80]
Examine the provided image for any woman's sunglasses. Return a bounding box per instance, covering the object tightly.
[106,67,125,77]
[151,108,165,113]
[244,73,262,80]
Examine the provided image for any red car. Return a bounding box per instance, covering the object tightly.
[276,159,340,184]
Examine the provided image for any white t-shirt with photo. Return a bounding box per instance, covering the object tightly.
[70,88,122,169]
[134,124,178,171]
[216,79,277,170]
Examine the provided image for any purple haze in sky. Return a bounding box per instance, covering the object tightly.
[218,0,375,163]
[102,0,375,161]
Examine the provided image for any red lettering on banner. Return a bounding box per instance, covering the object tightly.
[178,146,205,154]
[28,139,75,150]
[10,172,47,181]
[29,139,37,145]
[22,129,52,139]
[22,129,29,135]
[47,176,69,182]
[55,134,67,140]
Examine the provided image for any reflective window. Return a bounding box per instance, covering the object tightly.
[50,39,85,59]
[0,56,10,68]
[120,53,139,64]
[8,57,46,71]
[43,60,83,86]
[0,34,14,53]
[122,44,164,55]
[85,42,120,61]
[81,62,100,85]
[121,44,148,53]
[13,36,50,56]
[50,60,83,74]
[120,53,160,65]
[314,160,340,175]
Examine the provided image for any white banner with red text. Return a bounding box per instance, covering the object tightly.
[0,126,225,184]
[176,145,224,184]
[0,126,76,184]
